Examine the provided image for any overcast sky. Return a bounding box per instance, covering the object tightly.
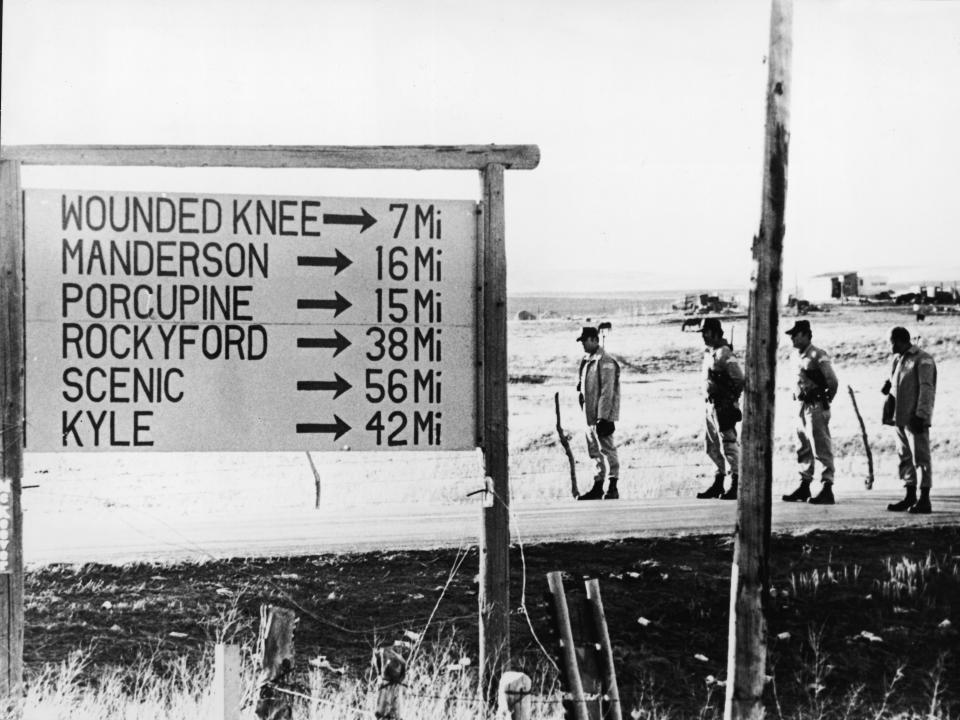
[3,0,959,293]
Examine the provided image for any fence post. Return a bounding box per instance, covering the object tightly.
[725,1,793,719]
[255,605,298,720]
[584,579,622,720]
[213,643,241,720]
[498,671,531,720]
[373,646,407,720]
[546,572,588,720]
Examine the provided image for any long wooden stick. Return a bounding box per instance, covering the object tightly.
[555,392,579,498]
[847,386,875,489]
[725,2,793,719]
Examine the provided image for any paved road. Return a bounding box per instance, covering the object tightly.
[25,490,960,566]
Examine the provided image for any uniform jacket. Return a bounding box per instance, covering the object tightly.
[578,348,621,425]
[890,345,937,426]
[794,343,839,402]
[703,344,744,405]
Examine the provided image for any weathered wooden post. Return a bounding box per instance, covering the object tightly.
[255,605,297,720]
[479,162,511,692]
[497,671,532,720]
[373,646,408,720]
[0,159,25,700]
[547,572,589,720]
[212,643,241,720]
[585,579,622,720]
[725,1,793,719]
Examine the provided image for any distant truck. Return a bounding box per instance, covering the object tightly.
[672,293,739,315]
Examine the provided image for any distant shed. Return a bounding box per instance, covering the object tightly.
[799,271,890,303]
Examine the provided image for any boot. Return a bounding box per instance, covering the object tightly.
[721,474,738,500]
[696,473,725,499]
[782,479,812,502]
[908,487,931,514]
[603,477,619,500]
[808,483,835,505]
[578,479,605,501]
[887,485,917,512]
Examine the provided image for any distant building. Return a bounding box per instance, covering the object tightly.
[798,271,891,304]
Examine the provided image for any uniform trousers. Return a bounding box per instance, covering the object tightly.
[895,425,932,488]
[705,403,739,476]
[796,401,834,484]
[585,424,619,480]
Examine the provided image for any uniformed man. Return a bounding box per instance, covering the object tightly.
[695,318,744,500]
[884,326,938,514]
[575,326,621,500]
[782,320,839,504]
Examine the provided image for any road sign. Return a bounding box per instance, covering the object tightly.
[24,190,477,451]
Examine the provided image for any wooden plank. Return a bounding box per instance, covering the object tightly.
[478,163,510,692]
[0,159,25,699]
[0,144,540,170]
[724,2,793,720]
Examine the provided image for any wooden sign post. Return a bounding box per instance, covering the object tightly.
[0,159,25,698]
[724,2,793,719]
[0,143,539,700]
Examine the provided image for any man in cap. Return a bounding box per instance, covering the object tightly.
[782,320,839,504]
[575,326,621,500]
[884,326,937,514]
[695,318,744,500]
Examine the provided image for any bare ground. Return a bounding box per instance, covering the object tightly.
[25,525,960,718]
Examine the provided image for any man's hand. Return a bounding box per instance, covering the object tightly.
[596,419,615,437]
[881,379,892,395]
[908,415,930,433]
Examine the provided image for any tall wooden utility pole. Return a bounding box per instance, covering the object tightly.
[724,2,793,719]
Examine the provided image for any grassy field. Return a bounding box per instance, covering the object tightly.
[18,526,960,718]
[17,303,960,718]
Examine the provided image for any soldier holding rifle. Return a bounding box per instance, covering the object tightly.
[782,320,839,504]
[695,318,744,500]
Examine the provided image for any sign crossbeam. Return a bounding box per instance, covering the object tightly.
[0,144,540,170]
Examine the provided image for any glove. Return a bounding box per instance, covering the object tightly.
[908,415,930,433]
[578,392,584,410]
[881,379,892,395]
[596,419,615,437]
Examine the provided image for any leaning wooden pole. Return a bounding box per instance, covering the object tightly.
[478,163,511,693]
[0,160,25,700]
[724,2,793,719]
[846,386,875,489]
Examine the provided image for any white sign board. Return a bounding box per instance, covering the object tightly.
[24,190,477,451]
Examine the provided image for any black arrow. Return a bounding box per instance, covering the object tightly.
[323,208,377,233]
[297,292,351,317]
[297,330,351,357]
[297,249,352,275]
[296,415,351,440]
[297,374,352,399]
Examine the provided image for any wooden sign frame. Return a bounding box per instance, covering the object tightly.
[0,143,539,697]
